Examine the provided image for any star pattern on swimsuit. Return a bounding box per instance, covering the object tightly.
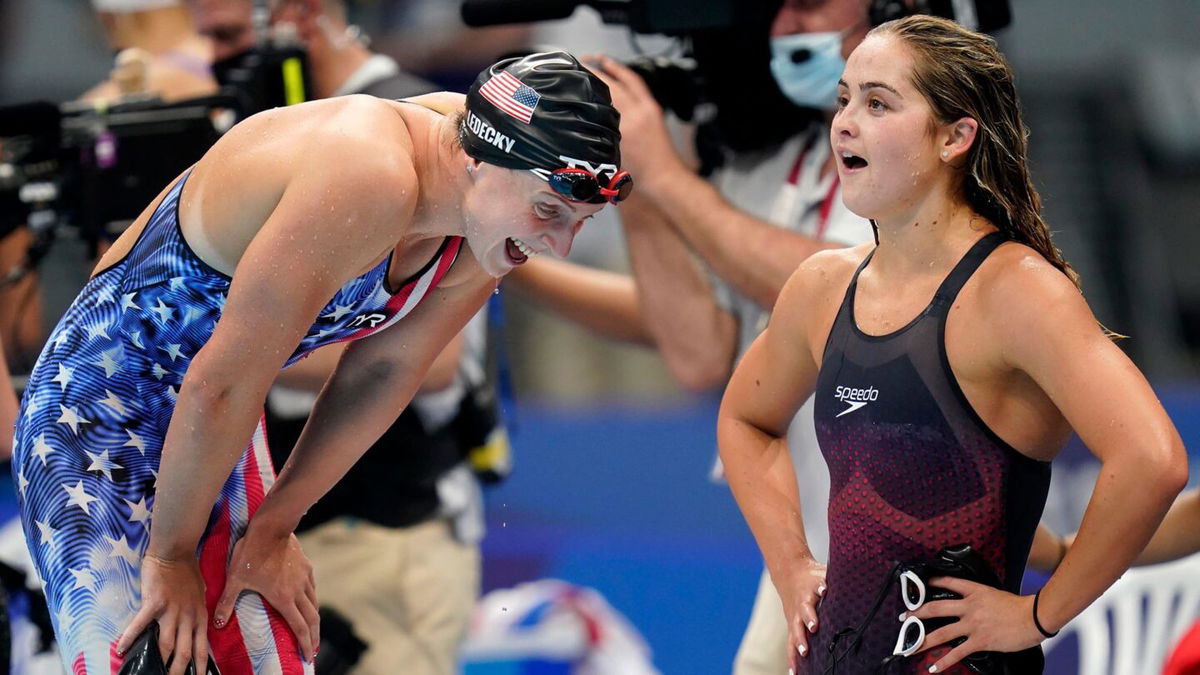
[69,567,97,593]
[98,390,128,417]
[36,520,59,552]
[92,347,124,378]
[84,450,123,481]
[322,304,353,321]
[159,343,185,362]
[63,481,99,515]
[56,405,90,435]
[124,430,147,455]
[32,434,57,465]
[85,323,111,342]
[150,299,174,324]
[124,496,152,526]
[105,534,141,568]
[51,364,74,390]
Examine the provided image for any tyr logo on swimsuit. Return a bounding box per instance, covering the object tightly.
[347,313,387,328]
[834,384,879,418]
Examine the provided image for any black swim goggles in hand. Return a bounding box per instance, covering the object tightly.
[532,167,634,204]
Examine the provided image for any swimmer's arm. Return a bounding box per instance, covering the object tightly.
[995,261,1187,634]
[273,332,463,394]
[251,274,495,535]
[147,151,415,560]
[718,260,824,584]
[622,195,737,391]
[1130,488,1200,566]
[504,257,654,345]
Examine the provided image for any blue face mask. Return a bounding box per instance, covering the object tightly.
[769,31,846,111]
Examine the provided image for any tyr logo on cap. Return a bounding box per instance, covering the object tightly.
[558,155,619,180]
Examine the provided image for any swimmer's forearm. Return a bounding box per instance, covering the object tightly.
[148,376,275,559]
[1036,450,1185,632]
[253,346,423,533]
[718,414,814,581]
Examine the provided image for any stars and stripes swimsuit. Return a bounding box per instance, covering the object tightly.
[11,170,463,674]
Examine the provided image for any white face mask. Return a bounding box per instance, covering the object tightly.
[769,31,846,111]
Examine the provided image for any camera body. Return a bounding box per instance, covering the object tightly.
[460,0,1011,161]
[623,56,705,122]
[0,95,230,261]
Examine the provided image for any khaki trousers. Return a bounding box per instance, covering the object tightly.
[300,518,481,675]
[733,568,788,675]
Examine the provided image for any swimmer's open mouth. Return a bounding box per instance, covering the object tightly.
[841,152,868,170]
[507,237,535,264]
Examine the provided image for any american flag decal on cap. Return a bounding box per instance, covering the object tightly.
[479,71,540,124]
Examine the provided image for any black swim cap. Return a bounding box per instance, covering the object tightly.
[461,51,623,180]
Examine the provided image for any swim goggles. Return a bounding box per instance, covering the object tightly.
[531,167,634,205]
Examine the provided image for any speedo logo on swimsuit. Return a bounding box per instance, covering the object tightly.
[466,111,516,154]
[834,385,879,418]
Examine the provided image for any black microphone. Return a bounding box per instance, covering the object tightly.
[460,0,580,27]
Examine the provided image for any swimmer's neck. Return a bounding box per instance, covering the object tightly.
[404,107,471,240]
[868,193,994,278]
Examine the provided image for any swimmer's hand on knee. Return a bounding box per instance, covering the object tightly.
[213,526,320,664]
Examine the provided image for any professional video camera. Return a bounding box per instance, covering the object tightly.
[0,93,232,269]
[0,0,318,277]
[462,0,1012,165]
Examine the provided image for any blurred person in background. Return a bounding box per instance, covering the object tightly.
[364,0,532,92]
[189,0,431,99]
[718,15,1186,673]
[506,1,876,671]
[186,2,506,674]
[83,0,216,104]
[1,334,16,460]
[1,0,216,378]
[1029,490,1200,674]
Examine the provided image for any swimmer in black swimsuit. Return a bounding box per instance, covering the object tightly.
[718,15,1186,675]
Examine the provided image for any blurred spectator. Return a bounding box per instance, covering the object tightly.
[507,0,874,671]
[0,216,43,374]
[1,0,217,373]
[82,0,216,104]
[190,0,431,99]
[1031,489,1200,570]
[0,334,16,459]
[1030,490,1200,674]
[365,0,532,91]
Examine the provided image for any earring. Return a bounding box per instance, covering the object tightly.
[941,150,949,158]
